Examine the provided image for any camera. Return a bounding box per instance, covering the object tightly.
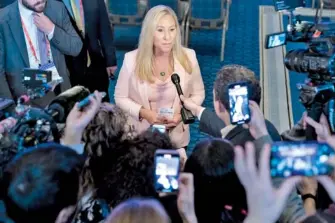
[266,0,335,139]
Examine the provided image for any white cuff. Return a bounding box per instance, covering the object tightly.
[197,107,206,120]
[47,25,55,40]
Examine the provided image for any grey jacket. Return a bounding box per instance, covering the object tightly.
[0,0,82,108]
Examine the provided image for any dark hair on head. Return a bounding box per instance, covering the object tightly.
[184,138,247,223]
[213,65,261,110]
[0,136,17,181]
[2,143,84,223]
[97,129,175,207]
[82,103,136,192]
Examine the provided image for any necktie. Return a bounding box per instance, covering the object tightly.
[70,0,91,67]
[37,25,48,65]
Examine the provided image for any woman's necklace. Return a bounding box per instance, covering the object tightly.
[156,56,173,78]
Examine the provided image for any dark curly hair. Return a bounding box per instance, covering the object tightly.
[213,65,261,110]
[184,138,247,223]
[81,103,136,192]
[97,129,175,208]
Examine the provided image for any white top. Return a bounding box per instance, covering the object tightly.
[18,2,55,68]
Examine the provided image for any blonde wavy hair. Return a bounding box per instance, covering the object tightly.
[135,5,192,82]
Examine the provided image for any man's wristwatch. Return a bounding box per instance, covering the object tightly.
[302,194,317,202]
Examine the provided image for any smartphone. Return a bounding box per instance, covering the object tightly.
[273,0,305,11]
[228,82,251,125]
[151,124,166,134]
[270,141,335,178]
[265,32,287,49]
[154,149,180,193]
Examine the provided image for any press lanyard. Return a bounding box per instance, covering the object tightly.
[21,17,51,66]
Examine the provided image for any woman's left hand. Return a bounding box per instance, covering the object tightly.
[165,113,182,129]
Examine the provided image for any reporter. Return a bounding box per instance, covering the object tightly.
[114,5,205,148]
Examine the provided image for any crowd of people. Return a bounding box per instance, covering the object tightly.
[1,0,335,223]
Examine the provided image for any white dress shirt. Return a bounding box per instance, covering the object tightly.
[18,2,55,68]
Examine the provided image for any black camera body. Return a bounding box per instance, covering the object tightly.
[266,4,335,140]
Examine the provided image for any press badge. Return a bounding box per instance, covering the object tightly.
[40,62,62,81]
[158,108,174,119]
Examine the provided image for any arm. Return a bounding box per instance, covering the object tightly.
[199,108,225,137]
[114,55,142,120]
[0,25,13,100]
[188,50,205,105]
[50,3,82,56]
[253,135,306,223]
[98,0,117,67]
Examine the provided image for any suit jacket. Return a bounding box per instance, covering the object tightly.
[60,0,116,74]
[0,0,15,9]
[115,48,205,148]
[199,108,282,142]
[0,0,82,108]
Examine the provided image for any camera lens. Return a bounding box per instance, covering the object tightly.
[284,49,335,77]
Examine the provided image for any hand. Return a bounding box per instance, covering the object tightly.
[297,177,318,196]
[140,108,166,125]
[177,173,197,223]
[304,114,331,142]
[106,66,117,79]
[180,95,202,117]
[235,142,301,223]
[165,113,182,129]
[243,101,268,139]
[63,91,102,145]
[33,13,55,35]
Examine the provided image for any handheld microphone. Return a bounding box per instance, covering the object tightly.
[171,73,195,124]
[46,86,90,123]
[77,92,106,109]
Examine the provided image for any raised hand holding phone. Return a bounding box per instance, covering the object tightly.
[177,173,197,223]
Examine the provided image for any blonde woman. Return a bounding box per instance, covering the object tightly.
[114,5,205,149]
[106,198,170,223]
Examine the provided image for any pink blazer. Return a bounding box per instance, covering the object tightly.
[114,48,205,148]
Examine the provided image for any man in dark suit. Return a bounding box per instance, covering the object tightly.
[0,0,82,108]
[181,65,282,142]
[59,0,117,102]
[181,65,305,223]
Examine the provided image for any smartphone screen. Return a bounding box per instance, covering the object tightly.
[273,0,305,11]
[270,142,335,177]
[151,124,166,134]
[22,69,52,89]
[228,83,250,125]
[265,32,287,49]
[154,150,180,193]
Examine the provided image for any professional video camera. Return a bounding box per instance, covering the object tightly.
[266,0,335,140]
[0,85,91,150]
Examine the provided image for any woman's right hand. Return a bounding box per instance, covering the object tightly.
[140,108,166,125]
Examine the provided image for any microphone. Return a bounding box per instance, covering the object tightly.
[46,86,90,123]
[171,73,195,124]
